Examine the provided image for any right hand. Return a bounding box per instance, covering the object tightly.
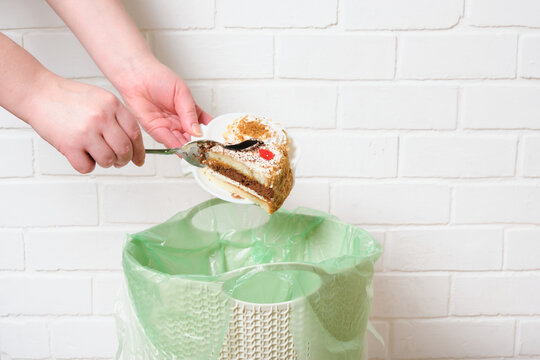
[29,74,145,173]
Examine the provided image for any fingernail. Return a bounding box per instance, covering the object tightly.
[191,123,202,137]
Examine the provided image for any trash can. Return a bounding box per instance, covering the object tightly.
[115,199,382,360]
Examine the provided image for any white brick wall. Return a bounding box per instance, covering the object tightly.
[278,34,395,79]
[468,0,540,27]
[24,31,103,79]
[505,229,540,270]
[462,85,540,129]
[0,231,25,270]
[214,84,337,128]
[0,275,91,315]
[398,34,517,79]
[151,33,274,79]
[400,134,517,177]
[0,135,33,177]
[50,318,117,358]
[392,319,515,358]
[219,0,337,29]
[342,0,463,30]
[122,0,214,29]
[0,320,50,359]
[341,85,457,130]
[1,1,539,359]
[386,229,503,271]
[520,35,540,79]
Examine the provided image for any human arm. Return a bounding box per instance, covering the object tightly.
[46,0,212,148]
[0,33,144,173]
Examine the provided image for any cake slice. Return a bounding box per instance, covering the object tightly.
[201,115,294,214]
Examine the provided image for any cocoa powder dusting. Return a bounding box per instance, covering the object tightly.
[236,117,272,140]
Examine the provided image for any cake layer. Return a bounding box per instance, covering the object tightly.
[202,168,273,213]
[207,160,273,200]
[206,151,270,187]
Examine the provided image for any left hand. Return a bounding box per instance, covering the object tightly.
[118,59,212,149]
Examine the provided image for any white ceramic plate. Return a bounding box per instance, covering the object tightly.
[186,113,300,204]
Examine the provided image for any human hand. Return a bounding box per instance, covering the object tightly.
[116,59,213,149]
[29,74,145,173]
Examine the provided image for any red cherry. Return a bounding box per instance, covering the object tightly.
[259,148,274,160]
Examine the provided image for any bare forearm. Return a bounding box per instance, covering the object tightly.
[0,33,56,125]
[46,0,156,92]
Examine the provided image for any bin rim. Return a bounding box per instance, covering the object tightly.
[122,199,383,283]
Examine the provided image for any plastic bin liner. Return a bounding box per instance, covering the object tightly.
[116,199,382,360]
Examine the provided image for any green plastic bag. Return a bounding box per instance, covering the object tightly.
[116,199,382,360]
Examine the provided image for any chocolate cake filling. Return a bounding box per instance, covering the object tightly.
[207,161,274,200]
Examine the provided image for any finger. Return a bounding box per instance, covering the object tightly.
[65,150,96,174]
[116,106,145,167]
[151,127,186,149]
[173,129,189,144]
[182,131,191,142]
[86,135,117,168]
[196,104,213,125]
[102,122,133,168]
[174,84,202,137]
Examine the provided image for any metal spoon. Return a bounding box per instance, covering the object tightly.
[145,139,263,168]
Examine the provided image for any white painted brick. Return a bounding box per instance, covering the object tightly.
[387,229,502,271]
[0,231,24,270]
[372,274,449,318]
[506,229,540,270]
[455,185,540,224]
[343,0,462,30]
[469,0,540,27]
[26,229,124,270]
[188,85,213,115]
[292,133,397,177]
[156,154,186,177]
[36,136,156,176]
[463,86,540,129]
[0,320,49,359]
[393,319,515,358]
[0,183,98,227]
[522,135,540,177]
[278,35,395,80]
[521,35,540,78]
[520,320,540,355]
[453,274,540,315]
[122,0,214,29]
[220,0,337,28]
[152,33,273,79]
[4,31,22,45]
[366,321,388,360]
[399,34,517,79]
[214,85,337,128]
[102,181,211,223]
[24,32,102,78]
[0,135,33,177]
[400,135,516,178]
[0,0,64,29]
[93,274,123,315]
[50,318,117,359]
[341,85,457,130]
[333,184,450,225]
[0,275,91,315]
[0,107,30,128]
[282,180,329,212]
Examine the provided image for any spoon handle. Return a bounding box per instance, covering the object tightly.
[144,148,181,155]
